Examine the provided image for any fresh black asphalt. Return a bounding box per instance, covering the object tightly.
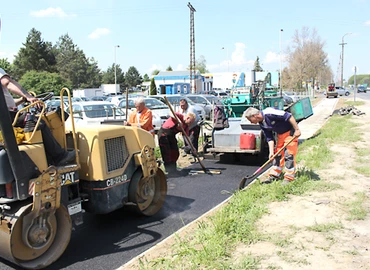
[0,155,267,270]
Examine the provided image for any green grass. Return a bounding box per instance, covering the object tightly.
[345,192,369,220]
[138,106,368,269]
[306,222,344,232]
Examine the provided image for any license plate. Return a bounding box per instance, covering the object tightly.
[68,202,82,216]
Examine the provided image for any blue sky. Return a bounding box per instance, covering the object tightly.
[0,0,369,82]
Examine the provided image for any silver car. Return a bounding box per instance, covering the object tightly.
[118,97,171,133]
[148,95,206,121]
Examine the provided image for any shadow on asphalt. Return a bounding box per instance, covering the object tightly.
[0,195,195,270]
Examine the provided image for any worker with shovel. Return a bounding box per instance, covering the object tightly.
[158,112,196,176]
[244,107,301,185]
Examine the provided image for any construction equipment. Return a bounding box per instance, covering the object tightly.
[0,87,167,269]
[238,136,297,190]
[203,78,285,161]
[326,83,338,98]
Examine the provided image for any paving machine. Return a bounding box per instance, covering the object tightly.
[0,87,167,269]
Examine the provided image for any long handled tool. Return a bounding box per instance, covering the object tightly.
[238,135,297,190]
[163,96,221,175]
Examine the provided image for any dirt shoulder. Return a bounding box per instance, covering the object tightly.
[122,97,370,270]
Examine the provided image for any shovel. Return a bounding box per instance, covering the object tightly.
[163,96,221,175]
[238,135,297,190]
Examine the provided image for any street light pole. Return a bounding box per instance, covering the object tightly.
[114,45,120,93]
[340,33,352,87]
[221,47,229,72]
[354,66,357,102]
[280,29,283,95]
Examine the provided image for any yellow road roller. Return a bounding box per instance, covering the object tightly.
[0,88,167,269]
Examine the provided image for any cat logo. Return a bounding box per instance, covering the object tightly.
[61,171,79,185]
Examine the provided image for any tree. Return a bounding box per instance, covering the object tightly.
[125,66,143,89]
[152,69,160,76]
[143,73,150,82]
[284,27,332,91]
[19,70,72,96]
[102,64,125,87]
[253,57,263,71]
[12,28,56,79]
[0,58,13,74]
[149,77,157,95]
[166,66,173,71]
[187,55,209,73]
[54,34,102,89]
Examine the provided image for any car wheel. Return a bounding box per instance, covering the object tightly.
[345,92,349,96]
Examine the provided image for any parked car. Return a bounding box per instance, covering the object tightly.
[283,92,300,102]
[45,99,68,112]
[65,101,126,126]
[185,94,213,119]
[357,86,367,93]
[335,87,350,96]
[106,95,126,106]
[149,94,206,121]
[90,96,108,101]
[118,97,171,133]
[282,93,293,106]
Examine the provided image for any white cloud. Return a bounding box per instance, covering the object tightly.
[30,7,75,18]
[0,51,15,63]
[175,64,184,71]
[365,20,370,26]
[88,28,111,40]
[147,64,163,74]
[264,51,280,64]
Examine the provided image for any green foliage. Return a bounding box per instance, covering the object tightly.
[101,64,125,88]
[143,74,150,82]
[254,56,263,71]
[347,74,370,86]
[149,77,157,95]
[19,70,72,96]
[187,55,209,74]
[54,34,101,89]
[125,66,143,88]
[151,69,160,76]
[166,66,173,71]
[0,58,13,74]
[12,28,56,80]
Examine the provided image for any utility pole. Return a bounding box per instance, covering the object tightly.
[188,2,196,93]
[339,33,351,87]
[354,66,357,102]
[279,29,283,96]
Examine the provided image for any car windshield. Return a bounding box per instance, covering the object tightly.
[204,95,221,104]
[81,104,125,118]
[144,98,168,109]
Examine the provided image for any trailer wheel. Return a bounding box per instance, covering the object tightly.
[129,168,167,216]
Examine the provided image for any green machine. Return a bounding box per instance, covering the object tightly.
[222,81,284,118]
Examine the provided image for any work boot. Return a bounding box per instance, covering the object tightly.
[57,150,76,166]
[165,163,186,177]
[261,175,279,184]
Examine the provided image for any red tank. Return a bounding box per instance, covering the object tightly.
[240,133,256,150]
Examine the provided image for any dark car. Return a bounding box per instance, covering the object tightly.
[357,86,367,93]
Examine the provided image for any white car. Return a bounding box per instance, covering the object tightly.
[335,87,350,96]
[186,94,215,120]
[118,97,171,133]
[148,95,206,121]
[66,101,126,126]
[283,92,300,103]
